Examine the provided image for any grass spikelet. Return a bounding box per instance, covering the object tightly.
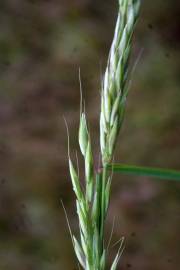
[73,236,86,269]
[79,113,89,157]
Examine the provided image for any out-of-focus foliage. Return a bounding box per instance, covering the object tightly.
[0,0,180,269]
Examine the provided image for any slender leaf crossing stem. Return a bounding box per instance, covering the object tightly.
[107,163,180,181]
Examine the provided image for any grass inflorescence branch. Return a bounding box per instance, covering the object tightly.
[68,1,141,269]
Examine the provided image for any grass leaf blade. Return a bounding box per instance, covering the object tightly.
[107,163,180,181]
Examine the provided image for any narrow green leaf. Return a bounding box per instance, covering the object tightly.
[107,163,180,181]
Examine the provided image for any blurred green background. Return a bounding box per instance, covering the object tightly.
[0,0,180,269]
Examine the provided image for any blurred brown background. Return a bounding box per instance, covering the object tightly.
[0,0,180,269]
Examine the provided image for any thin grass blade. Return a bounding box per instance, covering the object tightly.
[107,163,180,181]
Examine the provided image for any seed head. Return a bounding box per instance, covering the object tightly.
[100,0,141,165]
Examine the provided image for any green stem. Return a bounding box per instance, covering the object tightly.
[100,164,108,252]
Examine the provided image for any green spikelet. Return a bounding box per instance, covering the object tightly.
[69,159,83,201]
[79,113,89,156]
[73,236,86,269]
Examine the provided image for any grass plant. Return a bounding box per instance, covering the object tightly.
[65,1,180,269]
